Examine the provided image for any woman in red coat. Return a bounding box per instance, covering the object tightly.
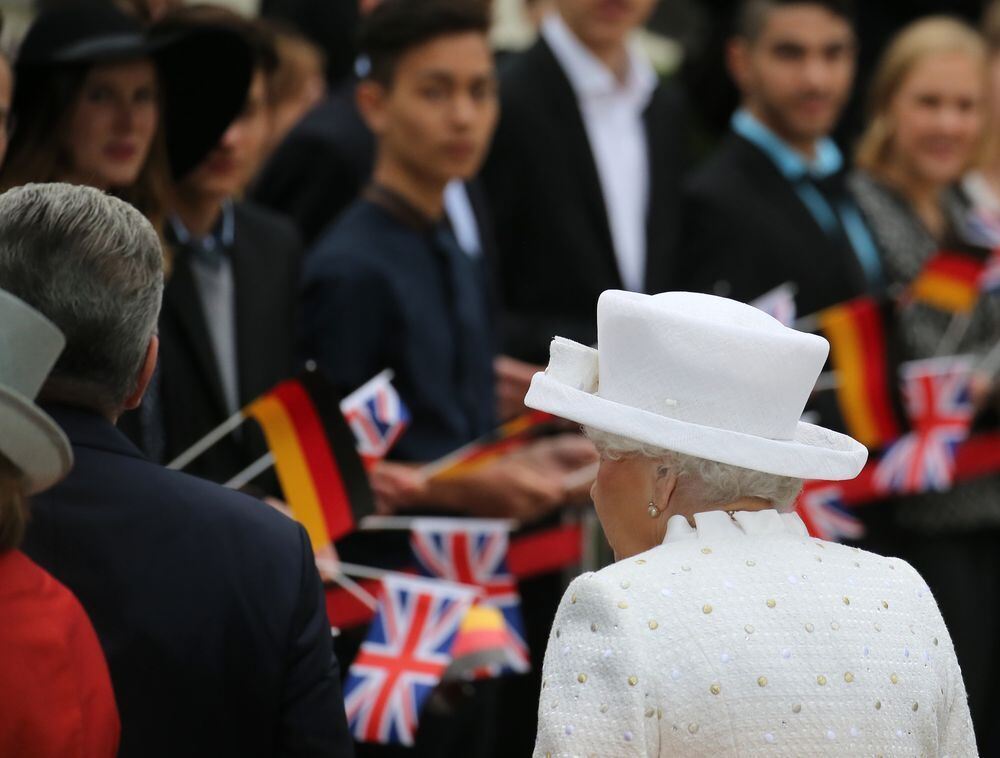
[0,288,120,756]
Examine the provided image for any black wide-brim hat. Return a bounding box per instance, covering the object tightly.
[15,2,253,180]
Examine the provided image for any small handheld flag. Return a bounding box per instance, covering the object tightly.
[795,482,865,542]
[343,574,478,746]
[245,369,374,550]
[340,369,410,466]
[410,518,530,675]
[908,248,989,314]
[874,357,975,494]
[750,282,797,327]
[817,297,907,450]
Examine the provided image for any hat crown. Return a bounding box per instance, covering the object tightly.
[596,291,829,441]
[17,3,143,67]
[0,289,65,402]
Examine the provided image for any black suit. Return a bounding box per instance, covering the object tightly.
[677,132,871,316]
[139,201,301,484]
[23,405,354,758]
[480,38,687,363]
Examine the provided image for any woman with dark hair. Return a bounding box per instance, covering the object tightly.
[0,1,251,253]
[0,287,119,756]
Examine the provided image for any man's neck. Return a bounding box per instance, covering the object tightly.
[171,193,225,238]
[560,16,631,82]
[744,103,820,160]
[371,158,446,220]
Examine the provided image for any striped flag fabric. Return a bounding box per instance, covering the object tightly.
[981,249,1000,294]
[410,518,530,674]
[429,410,555,479]
[909,248,989,313]
[343,574,478,745]
[340,369,410,465]
[795,482,865,542]
[817,297,907,450]
[246,369,374,550]
[873,357,975,494]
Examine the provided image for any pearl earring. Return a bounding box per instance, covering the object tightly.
[647,501,662,518]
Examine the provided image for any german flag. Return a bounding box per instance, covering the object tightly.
[246,370,374,550]
[818,297,906,450]
[909,248,988,313]
[429,410,555,479]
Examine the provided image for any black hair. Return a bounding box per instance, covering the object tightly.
[358,0,490,86]
[735,0,855,41]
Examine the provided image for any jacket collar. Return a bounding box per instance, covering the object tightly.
[41,402,147,461]
[731,108,842,181]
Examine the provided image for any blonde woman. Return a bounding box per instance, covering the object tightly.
[850,17,1000,753]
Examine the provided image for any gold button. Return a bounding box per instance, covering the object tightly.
[882,600,889,609]
[702,604,713,614]
[890,673,899,684]
[571,594,577,604]
[578,673,588,683]
[757,676,768,687]
[817,675,827,686]
[912,702,919,711]
[599,703,608,713]
[843,596,851,605]
[805,623,814,633]
[709,683,721,695]
[792,704,802,714]
[590,623,598,632]
[875,700,882,710]
[645,707,655,718]
[766,599,776,608]
[628,675,638,686]
[933,637,939,646]
[555,630,560,638]
[831,622,840,631]
[620,580,630,589]
[744,624,755,634]
[701,547,712,555]
[844,672,854,683]
[657,707,663,720]
[688,723,699,734]
[648,620,659,630]
[618,600,628,609]
[636,559,646,565]
[746,559,756,567]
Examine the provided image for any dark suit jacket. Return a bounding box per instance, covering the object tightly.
[23,405,354,758]
[251,81,374,248]
[145,201,301,484]
[676,132,871,316]
[479,38,687,363]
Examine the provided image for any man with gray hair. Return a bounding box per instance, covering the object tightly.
[0,183,354,758]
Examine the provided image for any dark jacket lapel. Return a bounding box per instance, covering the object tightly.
[529,38,619,287]
[161,253,229,416]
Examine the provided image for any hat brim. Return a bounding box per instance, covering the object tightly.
[0,386,73,494]
[525,358,868,482]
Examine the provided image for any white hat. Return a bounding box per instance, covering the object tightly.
[524,291,867,480]
[0,288,73,493]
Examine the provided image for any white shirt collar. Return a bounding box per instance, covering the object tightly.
[541,12,657,108]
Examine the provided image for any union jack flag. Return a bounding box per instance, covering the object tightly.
[795,483,865,542]
[344,574,477,745]
[874,357,975,494]
[750,282,797,327]
[410,518,530,674]
[340,369,410,462]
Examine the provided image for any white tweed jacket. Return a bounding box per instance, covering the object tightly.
[534,509,977,757]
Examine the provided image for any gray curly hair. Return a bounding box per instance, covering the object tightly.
[585,427,804,512]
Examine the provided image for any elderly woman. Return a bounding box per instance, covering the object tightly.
[0,288,119,755]
[527,291,976,757]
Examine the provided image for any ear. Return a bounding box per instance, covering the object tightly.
[652,466,678,512]
[356,80,389,136]
[726,37,751,92]
[123,335,158,411]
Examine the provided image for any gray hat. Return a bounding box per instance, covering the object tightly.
[0,288,73,493]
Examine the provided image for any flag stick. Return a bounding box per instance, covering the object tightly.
[935,313,972,358]
[977,337,1000,378]
[359,515,519,531]
[315,558,378,609]
[225,451,274,489]
[167,408,247,470]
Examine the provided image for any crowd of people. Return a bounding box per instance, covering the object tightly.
[0,0,998,755]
